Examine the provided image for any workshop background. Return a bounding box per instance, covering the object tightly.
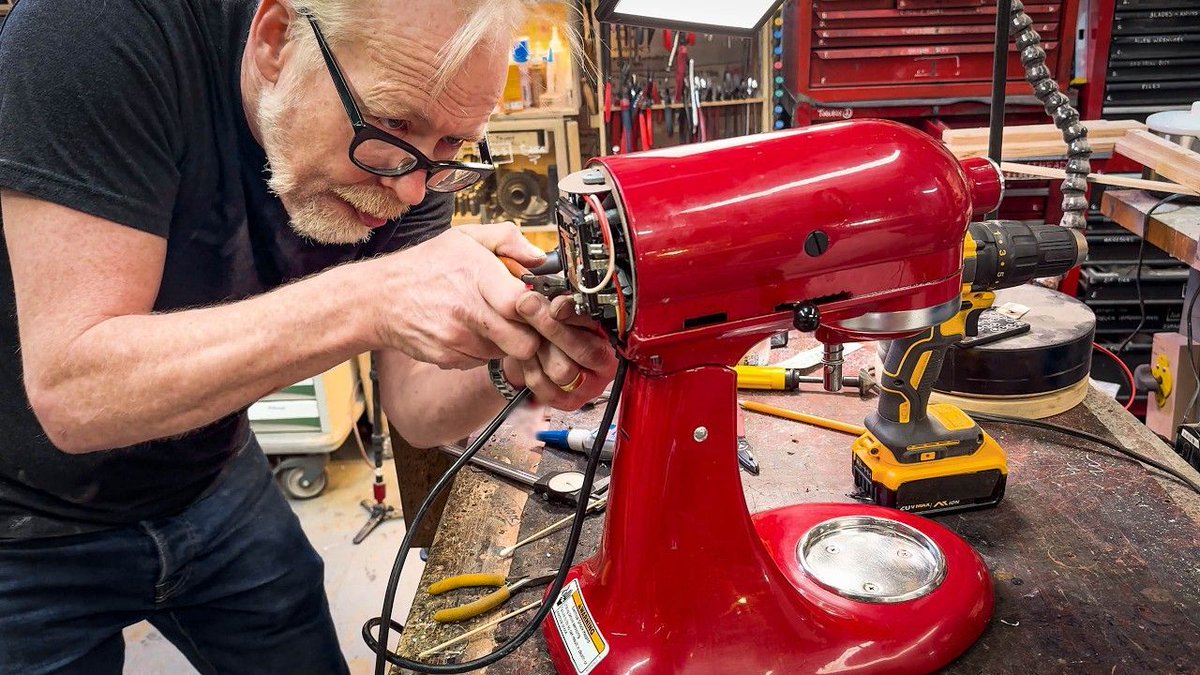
[1,0,1193,672]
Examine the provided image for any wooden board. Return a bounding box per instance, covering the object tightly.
[1115,130,1200,193]
[945,120,1145,160]
[393,424,549,668]
[999,162,1199,197]
[397,340,1200,674]
[931,377,1089,419]
[943,120,1144,145]
[1099,190,1200,271]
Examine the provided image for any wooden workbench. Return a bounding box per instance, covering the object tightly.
[1100,189,1200,271]
[393,342,1200,674]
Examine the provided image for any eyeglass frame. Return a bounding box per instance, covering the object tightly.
[304,15,496,191]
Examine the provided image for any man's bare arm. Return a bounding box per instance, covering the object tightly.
[3,192,543,453]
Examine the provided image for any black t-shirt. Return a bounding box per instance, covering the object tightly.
[0,0,452,539]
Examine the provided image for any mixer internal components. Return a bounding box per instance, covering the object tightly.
[556,169,635,338]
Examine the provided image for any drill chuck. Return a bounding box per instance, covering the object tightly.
[965,221,1087,292]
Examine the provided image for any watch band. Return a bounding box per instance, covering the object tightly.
[488,358,518,401]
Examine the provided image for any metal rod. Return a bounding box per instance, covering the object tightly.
[498,497,607,558]
[987,0,1014,219]
[437,444,538,489]
[822,343,844,393]
[417,600,542,658]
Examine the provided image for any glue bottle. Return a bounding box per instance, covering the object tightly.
[502,39,529,112]
[513,37,533,108]
[537,425,616,462]
[545,26,568,104]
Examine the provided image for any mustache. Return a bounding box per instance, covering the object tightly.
[331,185,410,221]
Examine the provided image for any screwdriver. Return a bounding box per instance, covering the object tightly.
[735,365,804,390]
[735,365,874,393]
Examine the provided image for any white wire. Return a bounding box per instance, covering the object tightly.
[577,193,617,294]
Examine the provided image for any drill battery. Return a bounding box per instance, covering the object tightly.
[851,404,1007,516]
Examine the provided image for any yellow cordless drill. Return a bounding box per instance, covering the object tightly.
[852,221,1087,515]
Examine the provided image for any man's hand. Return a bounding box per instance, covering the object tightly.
[503,293,618,410]
[370,222,548,369]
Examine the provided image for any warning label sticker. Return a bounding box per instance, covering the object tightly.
[551,579,609,674]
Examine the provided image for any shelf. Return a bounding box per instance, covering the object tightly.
[649,98,765,111]
[491,106,579,121]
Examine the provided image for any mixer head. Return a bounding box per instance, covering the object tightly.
[552,120,1003,372]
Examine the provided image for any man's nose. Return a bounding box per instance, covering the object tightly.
[380,171,428,207]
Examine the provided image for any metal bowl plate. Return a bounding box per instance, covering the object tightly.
[796,515,946,603]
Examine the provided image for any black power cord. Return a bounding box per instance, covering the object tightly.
[1115,194,1183,356]
[366,359,630,675]
[972,411,1200,495]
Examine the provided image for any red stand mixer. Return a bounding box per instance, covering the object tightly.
[542,119,1004,674]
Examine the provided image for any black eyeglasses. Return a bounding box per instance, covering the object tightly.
[305,16,495,193]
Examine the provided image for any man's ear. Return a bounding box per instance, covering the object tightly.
[247,0,296,85]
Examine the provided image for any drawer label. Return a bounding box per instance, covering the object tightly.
[551,579,609,674]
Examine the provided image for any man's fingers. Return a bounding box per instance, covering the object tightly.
[477,311,542,362]
[517,292,615,372]
[550,296,597,328]
[518,358,566,408]
[457,222,547,267]
[536,342,581,389]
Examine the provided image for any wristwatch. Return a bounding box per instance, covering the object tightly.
[488,358,519,401]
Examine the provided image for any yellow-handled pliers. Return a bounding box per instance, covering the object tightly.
[428,572,556,623]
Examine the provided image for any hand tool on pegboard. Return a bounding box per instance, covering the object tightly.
[664,85,675,139]
[620,84,633,153]
[639,78,655,150]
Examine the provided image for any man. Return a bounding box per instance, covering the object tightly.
[0,0,616,672]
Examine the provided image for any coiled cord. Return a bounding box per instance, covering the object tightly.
[1010,0,1092,230]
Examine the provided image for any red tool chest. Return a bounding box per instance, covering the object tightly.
[785,0,1079,105]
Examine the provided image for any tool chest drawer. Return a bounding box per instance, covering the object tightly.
[813,4,1062,29]
[1107,57,1200,83]
[810,43,1059,88]
[813,24,1059,49]
[787,0,1077,104]
[1112,9,1200,35]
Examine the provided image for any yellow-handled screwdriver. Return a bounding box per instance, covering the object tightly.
[735,365,802,391]
[736,365,877,396]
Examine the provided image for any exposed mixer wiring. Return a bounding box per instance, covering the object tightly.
[577,193,617,294]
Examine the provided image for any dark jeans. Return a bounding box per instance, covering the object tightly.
[0,436,350,675]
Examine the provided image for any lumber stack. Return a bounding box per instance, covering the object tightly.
[1114,130,1200,194]
[944,120,1145,160]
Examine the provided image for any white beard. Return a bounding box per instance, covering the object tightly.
[256,81,407,245]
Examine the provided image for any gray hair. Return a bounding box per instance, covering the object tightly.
[290,0,571,95]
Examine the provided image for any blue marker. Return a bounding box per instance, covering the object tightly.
[537,425,617,462]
